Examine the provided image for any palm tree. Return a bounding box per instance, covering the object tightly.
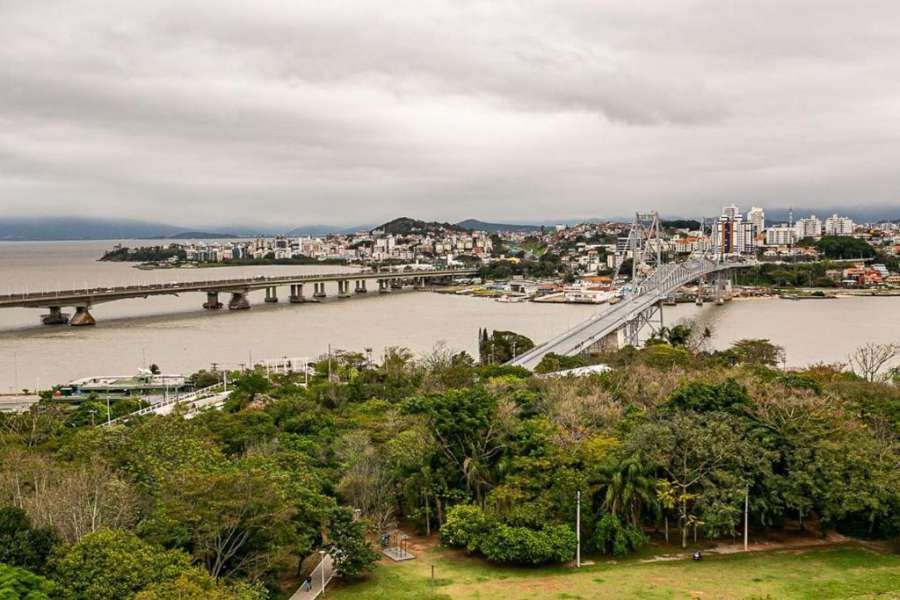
[599,454,658,528]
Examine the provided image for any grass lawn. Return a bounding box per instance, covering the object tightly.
[327,544,900,600]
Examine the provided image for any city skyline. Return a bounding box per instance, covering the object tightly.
[2,1,900,227]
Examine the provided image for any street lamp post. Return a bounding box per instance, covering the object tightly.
[318,549,326,596]
[576,490,581,568]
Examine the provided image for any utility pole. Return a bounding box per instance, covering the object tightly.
[576,490,581,568]
[744,483,750,551]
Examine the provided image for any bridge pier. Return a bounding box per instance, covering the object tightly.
[713,273,733,305]
[41,306,69,325]
[228,291,250,310]
[289,284,305,303]
[355,280,367,294]
[313,283,326,299]
[337,281,351,298]
[264,286,279,303]
[70,305,95,326]
[390,279,403,290]
[378,279,391,293]
[203,291,223,310]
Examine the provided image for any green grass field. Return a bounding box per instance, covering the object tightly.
[328,544,900,600]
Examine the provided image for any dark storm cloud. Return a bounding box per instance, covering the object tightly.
[1,0,899,227]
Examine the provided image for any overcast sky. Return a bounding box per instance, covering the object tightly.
[2,0,899,227]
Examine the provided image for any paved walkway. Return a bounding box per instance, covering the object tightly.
[290,554,335,600]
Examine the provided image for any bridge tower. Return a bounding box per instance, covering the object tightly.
[613,212,664,291]
[611,212,667,345]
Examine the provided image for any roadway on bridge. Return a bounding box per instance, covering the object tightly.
[509,259,751,370]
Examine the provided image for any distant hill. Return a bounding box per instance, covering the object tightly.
[285,224,371,236]
[0,217,184,241]
[166,231,239,240]
[456,219,543,233]
[371,217,463,235]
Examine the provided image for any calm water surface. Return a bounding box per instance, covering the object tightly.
[1,241,898,391]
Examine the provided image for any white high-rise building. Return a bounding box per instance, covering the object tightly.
[712,205,755,255]
[794,215,823,240]
[722,204,740,220]
[747,207,766,235]
[765,225,796,246]
[824,214,855,236]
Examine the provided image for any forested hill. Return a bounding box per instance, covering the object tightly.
[372,217,464,235]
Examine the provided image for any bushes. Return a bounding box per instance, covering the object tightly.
[480,524,577,565]
[442,504,494,552]
[591,514,647,557]
[0,563,55,599]
[441,505,576,565]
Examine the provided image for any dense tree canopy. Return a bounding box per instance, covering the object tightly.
[0,334,898,595]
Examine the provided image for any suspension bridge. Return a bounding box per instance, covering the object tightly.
[509,212,756,371]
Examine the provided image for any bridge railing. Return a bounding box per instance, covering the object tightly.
[104,382,225,425]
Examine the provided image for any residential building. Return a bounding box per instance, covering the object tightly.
[794,215,823,240]
[765,224,796,246]
[824,214,855,236]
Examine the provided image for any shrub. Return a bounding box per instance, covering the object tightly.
[591,513,648,557]
[480,524,577,565]
[441,504,494,552]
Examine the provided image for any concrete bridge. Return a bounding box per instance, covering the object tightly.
[0,268,477,326]
[508,257,754,371]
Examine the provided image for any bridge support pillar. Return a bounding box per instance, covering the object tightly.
[70,305,96,326]
[338,281,351,298]
[355,280,367,294]
[41,306,69,325]
[203,291,223,310]
[228,291,250,310]
[313,283,326,299]
[390,279,403,290]
[265,286,279,303]
[289,284,305,303]
[713,273,732,305]
[378,279,391,293]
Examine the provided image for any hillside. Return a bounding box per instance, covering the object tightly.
[372,217,462,235]
[456,219,543,233]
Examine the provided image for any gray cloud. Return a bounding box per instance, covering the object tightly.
[1,0,899,227]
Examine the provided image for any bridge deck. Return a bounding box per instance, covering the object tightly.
[509,259,750,370]
[0,268,476,308]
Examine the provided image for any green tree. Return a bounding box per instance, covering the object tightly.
[630,412,760,548]
[732,339,785,367]
[598,454,658,528]
[403,388,505,507]
[153,465,295,579]
[50,529,192,600]
[0,507,60,572]
[0,563,55,599]
[134,568,266,600]
[324,506,379,579]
